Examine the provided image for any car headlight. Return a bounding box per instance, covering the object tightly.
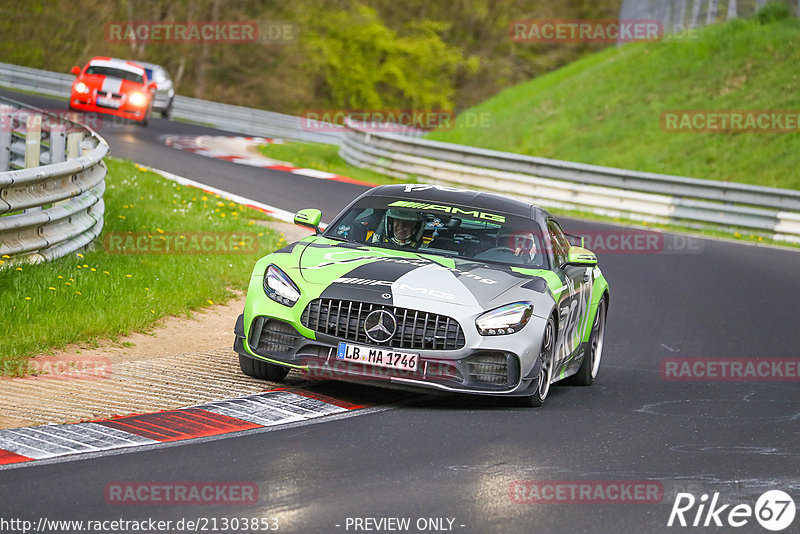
[476,302,533,336]
[74,82,89,94]
[263,264,300,307]
[129,92,147,107]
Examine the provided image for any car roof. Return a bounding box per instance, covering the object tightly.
[364,184,549,219]
[86,57,146,75]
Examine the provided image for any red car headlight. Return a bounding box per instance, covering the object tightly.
[128,92,147,107]
[74,82,89,94]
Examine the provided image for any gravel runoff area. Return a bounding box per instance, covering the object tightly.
[0,222,311,430]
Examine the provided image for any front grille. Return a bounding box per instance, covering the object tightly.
[301,298,465,350]
[97,90,122,98]
[466,351,510,386]
[249,317,300,354]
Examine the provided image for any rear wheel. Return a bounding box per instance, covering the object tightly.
[515,317,555,407]
[239,354,290,381]
[568,297,606,386]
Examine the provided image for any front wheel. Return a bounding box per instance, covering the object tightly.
[515,317,555,407]
[239,354,290,381]
[567,297,607,386]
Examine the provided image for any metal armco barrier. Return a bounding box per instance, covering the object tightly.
[340,119,800,243]
[4,61,800,243]
[0,97,108,263]
[0,62,343,145]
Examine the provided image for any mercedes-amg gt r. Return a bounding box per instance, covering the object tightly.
[234,184,609,406]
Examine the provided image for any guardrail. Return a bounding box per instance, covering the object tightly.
[4,61,800,243]
[0,62,343,145]
[340,119,800,243]
[0,97,108,263]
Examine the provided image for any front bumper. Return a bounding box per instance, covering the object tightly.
[69,94,149,122]
[234,314,541,397]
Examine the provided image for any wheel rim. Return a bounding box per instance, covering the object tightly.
[590,301,606,379]
[537,321,554,400]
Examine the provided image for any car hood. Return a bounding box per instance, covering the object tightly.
[275,237,550,311]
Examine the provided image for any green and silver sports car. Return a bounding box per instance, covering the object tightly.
[234,184,609,406]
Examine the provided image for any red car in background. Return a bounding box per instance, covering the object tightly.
[69,57,156,126]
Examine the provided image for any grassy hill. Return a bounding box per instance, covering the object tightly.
[427,13,800,190]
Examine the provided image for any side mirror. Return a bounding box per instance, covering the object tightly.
[71,66,81,75]
[294,208,322,234]
[563,246,597,267]
[148,82,157,92]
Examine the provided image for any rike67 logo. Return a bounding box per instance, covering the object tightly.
[668,490,795,531]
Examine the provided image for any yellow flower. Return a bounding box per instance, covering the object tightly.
[126,274,132,278]
[76,265,82,269]
[119,215,126,219]
[1,254,9,258]
[103,271,109,275]
[734,232,741,237]
[220,213,226,217]
[48,287,56,291]
[232,211,238,216]
[69,278,74,282]
[25,296,31,300]
[0,260,4,266]
[83,264,88,268]
[216,202,224,207]
[207,300,214,305]
[192,197,197,201]
[150,309,155,314]
[57,275,63,279]
[145,287,150,291]
[90,268,96,272]
[65,282,71,286]
[248,220,254,226]
[77,253,84,258]
[258,232,263,237]
[229,202,235,207]
[156,228,164,234]
[202,196,208,201]
[76,291,82,295]
[16,267,22,271]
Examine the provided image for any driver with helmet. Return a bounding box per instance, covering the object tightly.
[372,209,426,249]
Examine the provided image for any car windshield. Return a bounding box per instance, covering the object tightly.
[85,66,144,84]
[323,195,548,268]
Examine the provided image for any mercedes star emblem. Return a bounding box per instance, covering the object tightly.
[364,309,397,343]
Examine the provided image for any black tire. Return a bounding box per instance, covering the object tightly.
[239,354,290,381]
[161,101,173,119]
[514,317,556,407]
[567,297,607,386]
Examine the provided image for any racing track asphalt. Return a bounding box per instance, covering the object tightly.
[1,88,799,534]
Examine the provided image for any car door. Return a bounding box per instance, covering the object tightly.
[547,219,591,369]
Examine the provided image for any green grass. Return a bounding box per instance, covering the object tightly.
[427,15,800,190]
[258,141,412,186]
[0,157,284,373]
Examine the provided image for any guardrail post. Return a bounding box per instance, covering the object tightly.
[23,113,43,213]
[0,104,13,172]
[24,113,42,169]
[49,124,66,164]
[66,132,82,159]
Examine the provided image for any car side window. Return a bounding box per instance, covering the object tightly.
[547,219,570,268]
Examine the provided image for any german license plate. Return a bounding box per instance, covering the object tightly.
[97,96,120,108]
[336,342,418,372]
